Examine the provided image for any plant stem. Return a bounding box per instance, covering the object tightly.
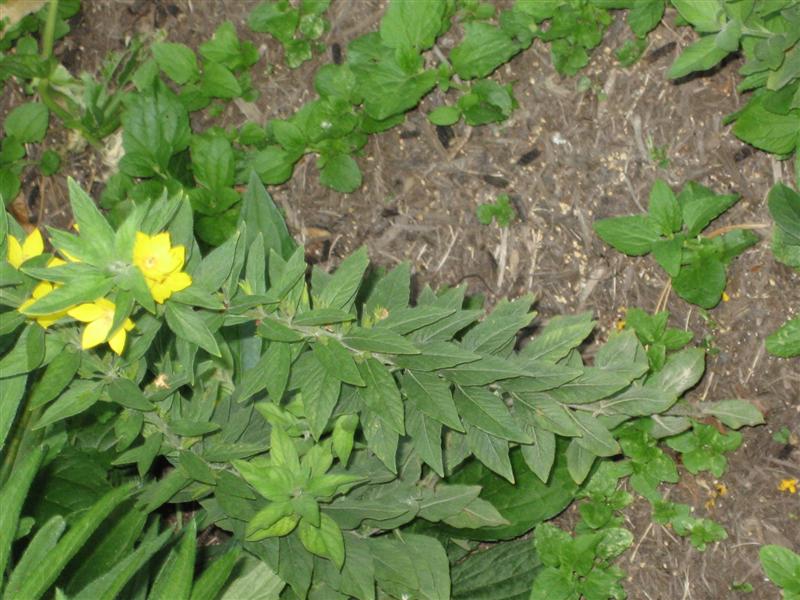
[41,0,60,61]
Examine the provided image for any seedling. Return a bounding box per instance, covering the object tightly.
[594,179,759,308]
[476,194,516,227]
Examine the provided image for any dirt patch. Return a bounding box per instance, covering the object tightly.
[3,2,798,598]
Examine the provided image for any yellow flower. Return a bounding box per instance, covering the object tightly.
[778,478,798,494]
[19,281,70,328]
[68,298,134,355]
[722,291,730,302]
[132,232,192,303]
[7,229,44,269]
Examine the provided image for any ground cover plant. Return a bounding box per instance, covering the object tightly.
[1,0,799,598]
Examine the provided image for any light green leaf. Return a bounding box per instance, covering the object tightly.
[152,42,199,84]
[594,215,659,255]
[668,35,730,78]
[450,22,520,80]
[4,102,49,143]
[379,0,445,50]
[298,513,345,568]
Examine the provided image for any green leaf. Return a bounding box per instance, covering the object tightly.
[454,386,531,443]
[6,516,68,597]
[332,414,358,464]
[565,438,595,484]
[217,554,285,600]
[379,0,444,50]
[699,400,764,429]
[351,46,438,120]
[108,378,155,411]
[627,0,664,37]
[648,179,682,235]
[121,84,190,177]
[679,182,738,237]
[71,528,172,600]
[671,0,724,32]
[651,237,683,277]
[371,534,450,600]
[0,446,45,580]
[201,62,242,98]
[451,22,520,79]
[672,255,726,308]
[442,441,578,540]
[406,406,445,476]
[428,105,461,126]
[192,134,235,192]
[12,483,135,600]
[4,102,49,143]
[0,371,25,452]
[319,153,362,193]
[241,172,295,258]
[465,426,513,483]
[149,521,197,600]
[298,513,345,568]
[302,356,343,440]
[766,317,800,358]
[248,1,298,41]
[34,380,104,429]
[768,183,800,246]
[451,538,542,600]
[65,506,149,594]
[668,35,730,79]
[152,42,199,84]
[593,215,659,255]
[316,246,368,310]
[313,337,364,386]
[357,358,404,433]
[647,347,705,396]
[760,545,800,592]
[361,408,399,472]
[732,93,800,155]
[165,303,221,356]
[521,312,595,362]
[402,370,463,431]
[344,326,419,354]
[394,341,480,371]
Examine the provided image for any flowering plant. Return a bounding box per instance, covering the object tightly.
[0,176,763,599]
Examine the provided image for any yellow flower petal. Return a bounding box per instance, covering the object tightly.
[31,281,55,299]
[167,245,185,273]
[166,271,191,293]
[69,302,106,322]
[82,318,111,349]
[107,326,128,355]
[149,280,172,304]
[37,309,68,329]
[47,257,66,268]
[7,235,23,268]
[22,229,44,259]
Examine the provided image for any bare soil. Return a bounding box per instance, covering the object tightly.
[3,1,798,598]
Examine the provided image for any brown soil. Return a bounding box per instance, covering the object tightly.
[3,2,798,598]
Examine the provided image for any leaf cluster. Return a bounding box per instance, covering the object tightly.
[594,179,759,308]
[248,0,330,68]
[665,0,800,156]
[1,175,753,599]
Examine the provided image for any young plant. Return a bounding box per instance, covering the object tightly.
[476,193,516,227]
[594,179,759,308]
[248,0,330,68]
